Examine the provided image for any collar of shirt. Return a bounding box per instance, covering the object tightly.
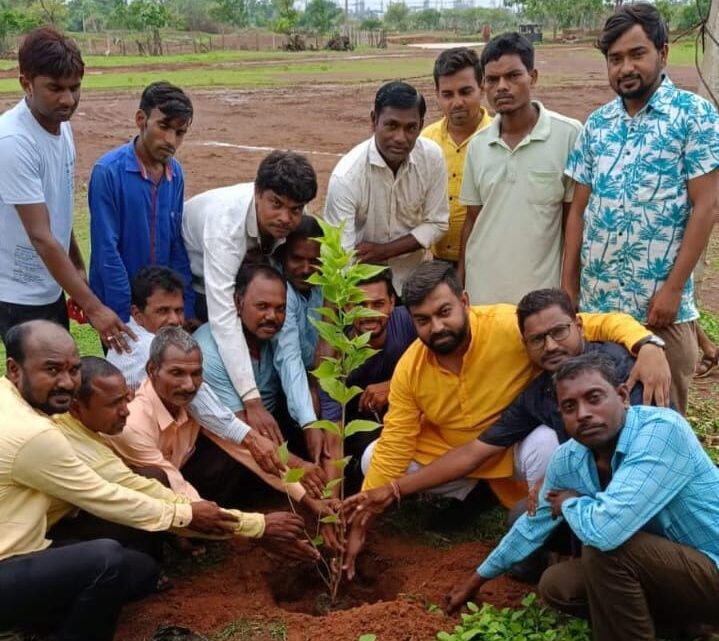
[436,110,491,150]
[486,100,552,149]
[368,135,417,172]
[122,137,174,182]
[138,377,191,432]
[604,75,675,120]
[1,376,48,419]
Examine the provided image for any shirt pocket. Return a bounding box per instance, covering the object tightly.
[527,170,565,206]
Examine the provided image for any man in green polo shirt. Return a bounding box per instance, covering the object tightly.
[458,32,582,305]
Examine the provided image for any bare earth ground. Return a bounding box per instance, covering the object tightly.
[1,45,715,640]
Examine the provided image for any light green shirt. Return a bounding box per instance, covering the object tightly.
[459,101,582,305]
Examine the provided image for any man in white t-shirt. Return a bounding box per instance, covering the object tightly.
[0,27,133,351]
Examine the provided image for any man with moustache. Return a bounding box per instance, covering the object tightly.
[89,82,196,324]
[421,47,492,266]
[562,2,719,414]
[0,27,132,351]
[445,352,719,641]
[458,32,582,305]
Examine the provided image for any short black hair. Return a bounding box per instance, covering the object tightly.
[131,266,185,312]
[234,262,287,297]
[19,27,84,80]
[433,47,482,89]
[553,352,622,389]
[374,81,427,120]
[480,32,534,73]
[255,150,318,205]
[359,268,395,299]
[77,356,123,405]
[597,2,668,56]
[139,81,193,122]
[277,214,322,264]
[516,288,576,334]
[402,261,462,308]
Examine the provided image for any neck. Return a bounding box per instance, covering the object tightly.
[26,98,60,135]
[245,331,262,358]
[447,110,483,143]
[134,137,163,173]
[500,101,538,135]
[622,76,663,117]
[435,328,471,372]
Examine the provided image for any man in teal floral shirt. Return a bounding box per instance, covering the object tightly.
[562,2,719,413]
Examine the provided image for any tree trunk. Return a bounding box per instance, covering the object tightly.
[697,0,718,107]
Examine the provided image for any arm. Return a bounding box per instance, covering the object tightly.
[457,206,481,285]
[68,230,86,275]
[168,170,196,322]
[646,169,718,328]
[323,174,358,252]
[356,234,421,263]
[457,146,483,286]
[188,382,251,444]
[560,182,591,306]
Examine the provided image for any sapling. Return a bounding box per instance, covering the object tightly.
[277,218,387,605]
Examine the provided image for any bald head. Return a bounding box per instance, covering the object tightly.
[5,320,81,415]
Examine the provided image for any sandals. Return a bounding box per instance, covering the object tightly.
[695,352,719,379]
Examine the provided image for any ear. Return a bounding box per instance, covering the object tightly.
[659,43,669,67]
[530,68,539,86]
[135,109,147,130]
[146,359,157,380]
[234,292,243,316]
[18,74,31,97]
[5,358,21,384]
[460,290,470,310]
[575,315,584,337]
[130,304,143,325]
[370,110,377,131]
[616,383,630,407]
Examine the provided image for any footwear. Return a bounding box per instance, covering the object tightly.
[150,626,208,641]
[695,352,719,378]
[0,632,25,641]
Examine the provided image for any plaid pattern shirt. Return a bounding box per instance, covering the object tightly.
[479,405,719,579]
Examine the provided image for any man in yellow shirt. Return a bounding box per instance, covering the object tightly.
[50,356,319,562]
[421,47,492,266]
[344,262,671,577]
[0,320,236,641]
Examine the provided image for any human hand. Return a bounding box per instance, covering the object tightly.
[545,489,579,519]
[342,485,394,523]
[189,500,239,535]
[244,399,283,445]
[356,241,388,263]
[358,381,390,414]
[317,498,343,553]
[262,537,320,562]
[445,572,485,615]
[527,479,543,517]
[262,511,319,561]
[86,303,137,353]
[343,518,370,580]
[289,454,326,498]
[304,427,325,464]
[243,429,283,477]
[646,284,682,329]
[627,343,671,407]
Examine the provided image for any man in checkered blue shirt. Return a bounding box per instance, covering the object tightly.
[446,352,719,641]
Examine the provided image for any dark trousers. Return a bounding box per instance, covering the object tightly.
[539,531,719,641]
[0,538,158,641]
[0,294,69,342]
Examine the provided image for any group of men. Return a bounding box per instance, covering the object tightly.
[0,2,718,640]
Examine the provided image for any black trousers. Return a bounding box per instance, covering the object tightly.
[0,538,158,641]
[0,294,69,341]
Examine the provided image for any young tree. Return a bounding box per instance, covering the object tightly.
[272,0,298,34]
[210,0,248,28]
[383,1,410,30]
[299,0,343,34]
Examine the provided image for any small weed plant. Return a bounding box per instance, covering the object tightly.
[277,219,386,604]
[437,593,592,641]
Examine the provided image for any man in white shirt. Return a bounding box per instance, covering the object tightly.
[0,27,133,352]
[182,151,317,442]
[324,81,450,295]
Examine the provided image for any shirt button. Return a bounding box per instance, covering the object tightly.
[625,151,631,156]
[453,173,457,178]
[449,196,453,201]
[619,203,624,208]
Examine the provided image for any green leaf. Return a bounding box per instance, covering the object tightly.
[467,602,479,612]
[358,635,377,641]
[344,306,386,323]
[349,263,387,281]
[320,514,339,524]
[305,419,342,437]
[332,455,352,471]
[318,378,363,406]
[276,441,289,467]
[314,306,340,324]
[344,419,382,438]
[282,467,306,484]
[311,358,341,380]
[310,535,324,547]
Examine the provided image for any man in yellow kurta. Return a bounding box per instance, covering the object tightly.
[421,47,493,266]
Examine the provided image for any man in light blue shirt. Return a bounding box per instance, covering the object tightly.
[562,3,719,414]
[445,351,719,641]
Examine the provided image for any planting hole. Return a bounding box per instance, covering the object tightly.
[265,551,404,616]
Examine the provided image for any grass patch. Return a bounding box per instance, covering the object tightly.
[699,308,719,344]
[669,38,702,66]
[210,619,288,641]
[688,393,719,464]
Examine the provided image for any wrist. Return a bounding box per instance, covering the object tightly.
[635,335,666,353]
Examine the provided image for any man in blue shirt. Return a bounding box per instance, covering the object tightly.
[562,3,719,414]
[89,81,195,324]
[445,352,719,641]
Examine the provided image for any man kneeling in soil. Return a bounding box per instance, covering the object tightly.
[51,356,318,562]
[446,352,719,641]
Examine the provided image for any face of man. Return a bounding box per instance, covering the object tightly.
[436,66,483,130]
[236,275,287,342]
[6,327,81,415]
[482,54,536,115]
[135,107,190,165]
[409,283,470,355]
[606,24,667,102]
[282,237,320,295]
[147,345,203,409]
[71,375,132,436]
[372,106,422,169]
[255,189,305,241]
[131,288,185,334]
[353,281,395,348]
[557,370,629,450]
[20,74,82,132]
[522,305,584,373]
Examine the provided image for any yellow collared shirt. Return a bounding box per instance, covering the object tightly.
[421,111,493,262]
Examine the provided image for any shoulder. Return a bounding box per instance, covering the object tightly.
[392,337,428,384]
[414,136,444,164]
[624,405,694,450]
[420,119,444,141]
[186,182,252,210]
[93,143,130,170]
[470,303,520,328]
[545,108,583,135]
[332,138,372,178]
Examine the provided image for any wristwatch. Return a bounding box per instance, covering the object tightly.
[636,335,666,350]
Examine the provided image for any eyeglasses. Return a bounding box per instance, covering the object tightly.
[525,322,574,351]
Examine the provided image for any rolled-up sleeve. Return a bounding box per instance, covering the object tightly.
[411,148,449,248]
[324,174,358,251]
[188,383,251,443]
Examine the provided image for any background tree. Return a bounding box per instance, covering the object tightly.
[112,0,171,55]
[299,0,343,34]
[383,1,410,31]
[210,0,248,29]
[411,8,441,30]
[272,0,298,34]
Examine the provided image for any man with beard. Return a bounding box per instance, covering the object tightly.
[457,32,582,305]
[0,27,132,351]
[562,2,719,415]
[0,320,237,640]
[421,47,492,267]
[445,352,719,641]
[342,261,671,578]
[324,81,449,295]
